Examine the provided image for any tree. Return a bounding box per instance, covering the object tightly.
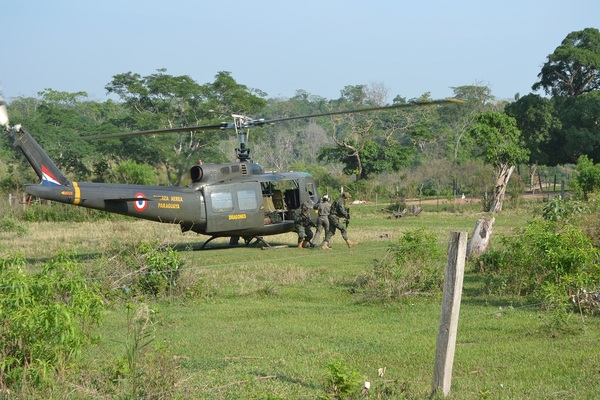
[325,84,385,180]
[109,160,157,185]
[468,112,529,212]
[252,92,330,170]
[532,28,600,97]
[105,70,267,185]
[555,91,600,163]
[444,84,500,162]
[505,94,562,190]
[318,139,413,178]
[105,69,210,184]
[32,90,118,180]
[319,84,436,180]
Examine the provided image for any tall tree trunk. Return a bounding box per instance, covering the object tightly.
[489,164,514,213]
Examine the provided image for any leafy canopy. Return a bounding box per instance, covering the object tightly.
[533,27,600,97]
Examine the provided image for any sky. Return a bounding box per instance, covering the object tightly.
[2,0,599,104]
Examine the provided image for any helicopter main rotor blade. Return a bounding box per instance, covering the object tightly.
[82,98,463,140]
[82,122,232,140]
[249,98,464,127]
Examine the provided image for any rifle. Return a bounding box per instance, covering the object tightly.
[345,208,350,228]
[304,213,316,228]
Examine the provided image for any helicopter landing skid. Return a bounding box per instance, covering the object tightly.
[245,236,288,250]
[261,244,289,250]
[198,235,283,250]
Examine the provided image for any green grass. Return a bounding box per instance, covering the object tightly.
[2,200,599,398]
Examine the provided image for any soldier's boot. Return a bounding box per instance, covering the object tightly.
[346,240,359,248]
[301,240,309,248]
[321,241,332,250]
[297,241,303,248]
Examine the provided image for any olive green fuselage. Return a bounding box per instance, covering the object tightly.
[26,171,319,239]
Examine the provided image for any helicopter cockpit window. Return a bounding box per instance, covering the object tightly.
[210,192,234,212]
[237,189,258,211]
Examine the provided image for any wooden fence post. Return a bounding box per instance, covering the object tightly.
[431,231,467,397]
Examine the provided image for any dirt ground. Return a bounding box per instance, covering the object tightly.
[352,191,557,207]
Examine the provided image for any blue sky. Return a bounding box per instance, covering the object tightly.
[2,0,599,103]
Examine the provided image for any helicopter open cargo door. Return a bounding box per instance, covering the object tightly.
[204,182,264,234]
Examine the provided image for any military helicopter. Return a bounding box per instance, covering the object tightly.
[0,93,461,248]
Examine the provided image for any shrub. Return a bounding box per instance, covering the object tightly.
[116,242,184,298]
[322,358,362,399]
[573,155,600,199]
[353,229,443,301]
[478,219,600,314]
[23,201,131,222]
[0,252,104,390]
[541,196,586,223]
[0,214,28,236]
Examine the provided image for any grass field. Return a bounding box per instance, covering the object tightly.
[2,200,599,399]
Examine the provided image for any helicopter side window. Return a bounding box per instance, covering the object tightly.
[237,189,258,211]
[210,192,234,212]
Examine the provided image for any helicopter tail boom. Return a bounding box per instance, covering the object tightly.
[1,94,70,187]
[10,125,71,186]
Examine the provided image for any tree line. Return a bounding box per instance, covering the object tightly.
[2,28,600,210]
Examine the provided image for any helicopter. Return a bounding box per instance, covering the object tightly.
[0,93,462,249]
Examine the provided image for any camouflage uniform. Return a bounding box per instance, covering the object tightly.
[312,196,331,246]
[325,193,358,248]
[294,203,314,247]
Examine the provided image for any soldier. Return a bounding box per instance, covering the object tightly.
[313,194,332,250]
[325,192,358,248]
[294,202,315,248]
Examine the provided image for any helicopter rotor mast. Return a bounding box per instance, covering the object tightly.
[232,114,255,162]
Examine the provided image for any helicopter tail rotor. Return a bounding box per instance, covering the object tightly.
[0,93,10,131]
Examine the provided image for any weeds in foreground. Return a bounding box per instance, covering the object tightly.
[353,228,444,301]
[0,252,104,391]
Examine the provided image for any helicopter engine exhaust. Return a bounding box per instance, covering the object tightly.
[190,165,203,182]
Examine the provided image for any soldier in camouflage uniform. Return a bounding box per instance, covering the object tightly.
[294,202,315,248]
[313,194,332,249]
[325,192,358,248]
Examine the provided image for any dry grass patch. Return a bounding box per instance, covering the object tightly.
[190,263,316,297]
[0,220,200,260]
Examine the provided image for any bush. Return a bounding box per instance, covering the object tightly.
[0,253,104,390]
[574,155,600,199]
[0,214,28,236]
[323,359,362,399]
[541,196,586,223]
[353,229,444,301]
[24,201,125,222]
[478,219,600,313]
[115,242,184,298]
